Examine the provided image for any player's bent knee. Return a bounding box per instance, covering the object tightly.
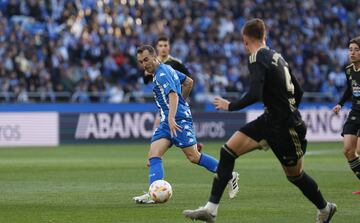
[148,148,164,159]
[221,144,238,159]
[186,153,200,164]
[287,171,304,183]
[343,146,356,160]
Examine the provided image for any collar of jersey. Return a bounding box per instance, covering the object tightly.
[250,46,268,58]
[352,63,360,72]
[158,56,171,63]
[154,63,166,79]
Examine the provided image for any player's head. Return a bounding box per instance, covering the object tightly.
[349,36,360,64]
[241,18,266,54]
[137,45,158,75]
[156,36,170,59]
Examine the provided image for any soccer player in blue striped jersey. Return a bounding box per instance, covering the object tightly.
[133,45,239,204]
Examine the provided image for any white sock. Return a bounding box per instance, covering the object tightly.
[320,202,329,212]
[204,202,219,216]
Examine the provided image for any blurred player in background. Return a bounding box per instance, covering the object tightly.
[156,36,191,79]
[183,18,336,223]
[133,45,239,204]
[332,36,360,195]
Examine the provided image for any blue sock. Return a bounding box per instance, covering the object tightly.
[149,157,164,185]
[198,153,219,173]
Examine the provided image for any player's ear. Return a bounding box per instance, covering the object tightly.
[243,38,248,47]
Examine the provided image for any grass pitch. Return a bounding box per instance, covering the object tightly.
[0,142,358,223]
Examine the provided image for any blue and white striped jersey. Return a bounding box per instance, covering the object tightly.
[152,63,192,122]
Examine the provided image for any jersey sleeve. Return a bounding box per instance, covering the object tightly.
[156,70,178,95]
[173,60,191,77]
[176,70,187,83]
[228,62,265,111]
[338,77,351,106]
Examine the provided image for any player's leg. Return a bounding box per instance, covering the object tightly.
[344,134,360,180]
[148,138,171,184]
[133,123,172,204]
[274,122,336,222]
[145,113,162,167]
[351,136,360,194]
[207,131,259,204]
[133,138,171,204]
[182,143,240,199]
[183,131,260,221]
[174,119,218,173]
[283,159,329,210]
[342,120,360,194]
[183,116,265,221]
[283,160,337,223]
[182,144,218,173]
[176,119,239,198]
[342,119,360,181]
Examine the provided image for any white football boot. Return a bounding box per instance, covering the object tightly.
[132,192,155,204]
[227,172,239,199]
[183,206,216,223]
[316,202,337,223]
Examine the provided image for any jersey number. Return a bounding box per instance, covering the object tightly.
[284,67,294,94]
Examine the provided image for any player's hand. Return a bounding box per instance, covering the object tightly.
[168,117,182,137]
[214,96,230,111]
[332,104,342,115]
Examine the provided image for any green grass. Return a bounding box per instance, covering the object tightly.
[0,142,358,223]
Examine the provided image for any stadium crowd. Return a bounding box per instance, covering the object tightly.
[0,0,359,103]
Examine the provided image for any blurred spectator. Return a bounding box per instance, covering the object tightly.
[108,85,124,103]
[0,0,358,104]
[320,79,338,102]
[71,81,89,103]
[328,64,347,92]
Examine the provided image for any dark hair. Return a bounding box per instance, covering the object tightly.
[242,18,266,40]
[349,36,360,48]
[156,35,169,44]
[137,45,156,55]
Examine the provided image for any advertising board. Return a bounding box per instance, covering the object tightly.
[0,112,59,147]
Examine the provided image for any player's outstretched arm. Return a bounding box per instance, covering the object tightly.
[227,81,263,111]
[227,62,265,111]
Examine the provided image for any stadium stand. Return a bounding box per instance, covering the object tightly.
[0,0,358,103]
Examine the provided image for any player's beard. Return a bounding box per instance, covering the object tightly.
[143,75,152,84]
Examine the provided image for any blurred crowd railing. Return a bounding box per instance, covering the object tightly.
[0,91,335,105]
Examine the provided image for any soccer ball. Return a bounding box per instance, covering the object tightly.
[149,180,173,203]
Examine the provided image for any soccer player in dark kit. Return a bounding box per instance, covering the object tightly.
[332,36,360,195]
[183,18,337,223]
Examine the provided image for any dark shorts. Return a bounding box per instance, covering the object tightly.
[342,110,360,136]
[240,114,307,166]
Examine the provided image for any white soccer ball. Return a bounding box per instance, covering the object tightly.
[149,180,173,203]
